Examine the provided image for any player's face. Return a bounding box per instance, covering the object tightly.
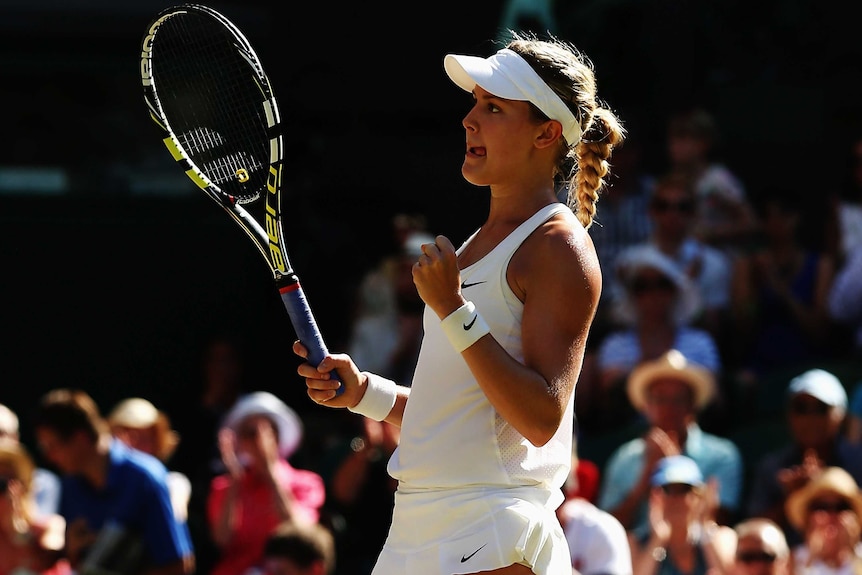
[460,86,549,188]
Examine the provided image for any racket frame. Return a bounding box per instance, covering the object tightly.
[141,4,341,392]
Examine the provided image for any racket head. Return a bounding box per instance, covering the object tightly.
[141,3,291,277]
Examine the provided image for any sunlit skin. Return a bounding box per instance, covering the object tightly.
[461,86,557,192]
[297,85,599,452]
[294,50,606,574]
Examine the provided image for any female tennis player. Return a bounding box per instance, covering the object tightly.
[295,31,625,575]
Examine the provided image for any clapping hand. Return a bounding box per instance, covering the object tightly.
[643,427,682,476]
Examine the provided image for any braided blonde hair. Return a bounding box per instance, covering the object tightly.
[506,32,625,229]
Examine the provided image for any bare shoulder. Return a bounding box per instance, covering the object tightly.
[510,210,601,301]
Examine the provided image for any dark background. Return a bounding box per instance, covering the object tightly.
[2,0,862,431]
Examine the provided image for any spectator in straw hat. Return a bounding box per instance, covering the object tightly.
[598,349,743,535]
[746,368,862,547]
[783,466,862,575]
[107,398,191,522]
[207,391,325,575]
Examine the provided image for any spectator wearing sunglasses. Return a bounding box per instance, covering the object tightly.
[624,170,734,347]
[576,244,721,433]
[629,455,736,575]
[732,518,790,575]
[747,369,862,547]
[784,467,862,575]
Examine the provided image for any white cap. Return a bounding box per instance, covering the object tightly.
[444,48,582,145]
[787,369,847,408]
[223,392,303,458]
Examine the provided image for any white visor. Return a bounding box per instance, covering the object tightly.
[444,48,582,145]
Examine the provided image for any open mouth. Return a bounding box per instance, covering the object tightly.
[467,146,486,157]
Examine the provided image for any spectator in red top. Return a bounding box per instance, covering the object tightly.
[207,392,325,575]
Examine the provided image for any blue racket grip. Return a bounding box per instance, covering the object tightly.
[278,274,344,396]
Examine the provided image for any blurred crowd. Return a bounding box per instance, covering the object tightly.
[1,106,861,575]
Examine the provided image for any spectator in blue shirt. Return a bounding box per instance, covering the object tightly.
[32,388,195,575]
[598,350,743,535]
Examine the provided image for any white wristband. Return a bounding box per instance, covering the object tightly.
[348,372,397,421]
[440,301,491,353]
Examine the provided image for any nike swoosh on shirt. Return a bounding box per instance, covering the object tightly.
[460,280,487,289]
[461,543,487,563]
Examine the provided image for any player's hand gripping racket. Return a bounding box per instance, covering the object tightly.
[140,4,342,393]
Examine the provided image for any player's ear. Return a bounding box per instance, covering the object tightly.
[535,119,564,149]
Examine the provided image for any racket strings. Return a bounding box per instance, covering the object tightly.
[150,11,273,202]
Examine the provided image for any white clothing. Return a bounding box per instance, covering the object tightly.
[378,203,576,574]
[389,202,573,494]
[559,498,633,575]
[373,487,569,575]
[167,470,191,522]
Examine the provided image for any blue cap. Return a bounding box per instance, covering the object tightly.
[787,369,847,408]
[651,455,704,487]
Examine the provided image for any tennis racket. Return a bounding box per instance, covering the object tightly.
[140,3,342,393]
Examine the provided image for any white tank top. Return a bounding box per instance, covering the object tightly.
[388,203,574,502]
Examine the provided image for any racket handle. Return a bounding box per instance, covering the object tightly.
[277,274,344,396]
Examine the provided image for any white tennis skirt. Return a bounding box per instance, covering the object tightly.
[371,486,571,575]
